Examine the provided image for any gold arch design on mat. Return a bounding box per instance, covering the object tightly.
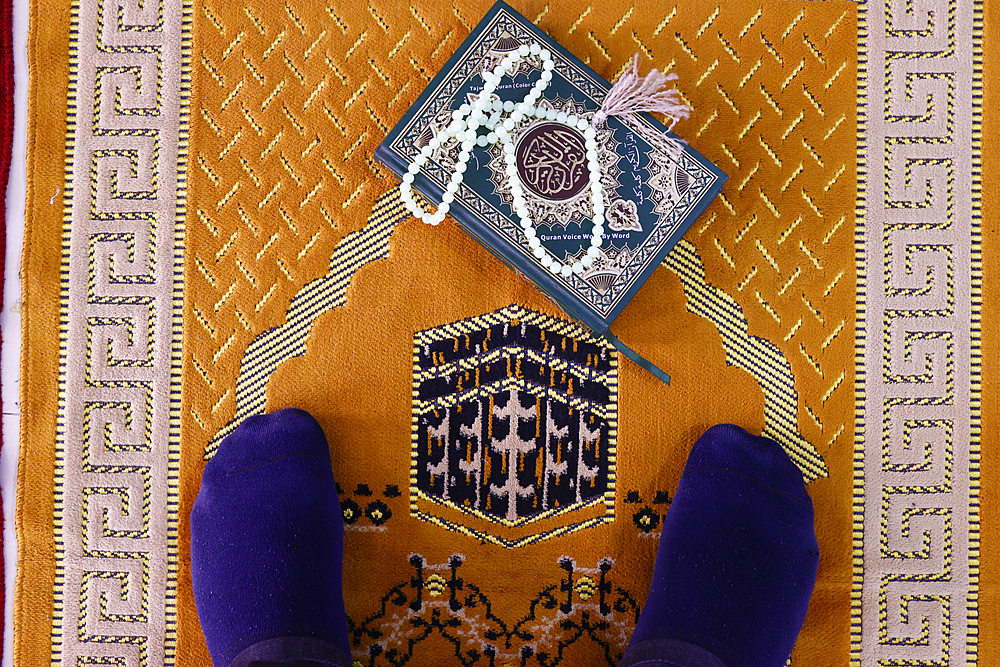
[212,190,826,486]
[207,188,409,456]
[664,239,827,482]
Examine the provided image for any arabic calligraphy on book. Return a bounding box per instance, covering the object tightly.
[516,123,588,200]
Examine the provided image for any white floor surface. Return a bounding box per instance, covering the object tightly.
[3,1,31,666]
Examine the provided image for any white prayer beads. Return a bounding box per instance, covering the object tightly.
[399,42,603,276]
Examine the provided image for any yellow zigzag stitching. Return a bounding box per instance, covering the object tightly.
[664,239,828,482]
[209,197,828,486]
[207,188,408,456]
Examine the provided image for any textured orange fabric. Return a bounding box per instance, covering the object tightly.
[179,1,856,664]
[17,0,72,665]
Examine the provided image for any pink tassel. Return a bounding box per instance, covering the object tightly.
[593,54,690,155]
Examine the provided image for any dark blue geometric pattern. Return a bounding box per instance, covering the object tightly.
[411,305,619,546]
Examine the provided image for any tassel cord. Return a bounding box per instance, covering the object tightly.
[592,54,691,154]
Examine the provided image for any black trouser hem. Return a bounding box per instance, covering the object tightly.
[618,638,730,667]
[229,636,352,667]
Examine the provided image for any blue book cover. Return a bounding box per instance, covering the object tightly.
[375,0,727,336]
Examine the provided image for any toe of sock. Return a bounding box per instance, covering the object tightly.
[209,408,330,475]
[191,408,349,666]
[628,425,819,667]
[683,424,810,505]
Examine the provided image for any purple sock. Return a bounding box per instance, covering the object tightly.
[191,409,351,667]
[623,424,819,667]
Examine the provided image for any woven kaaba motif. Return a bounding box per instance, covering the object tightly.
[411,305,618,547]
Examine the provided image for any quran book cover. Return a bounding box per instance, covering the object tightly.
[375,0,727,336]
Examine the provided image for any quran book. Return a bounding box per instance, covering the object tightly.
[375,0,727,337]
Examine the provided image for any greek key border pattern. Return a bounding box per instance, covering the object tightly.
[53,0,190,666]
[854,0,981,663]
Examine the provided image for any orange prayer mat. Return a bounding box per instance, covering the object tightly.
[17,0,997,665]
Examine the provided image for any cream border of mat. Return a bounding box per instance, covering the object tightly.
[853,0,981,662]
[50,0,191,665]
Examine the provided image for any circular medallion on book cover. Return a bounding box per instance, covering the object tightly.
[410,305,619,548]
[483,98,621,231]
[515,122,589,201]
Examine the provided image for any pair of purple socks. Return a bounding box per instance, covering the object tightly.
[191,410,818,667]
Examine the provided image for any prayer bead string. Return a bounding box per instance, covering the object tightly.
[399,42,604,277]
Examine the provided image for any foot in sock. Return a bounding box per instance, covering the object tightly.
[622,424,819,667]
[190,408,352,667]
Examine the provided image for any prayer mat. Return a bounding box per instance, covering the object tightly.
[16,0,996,665]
